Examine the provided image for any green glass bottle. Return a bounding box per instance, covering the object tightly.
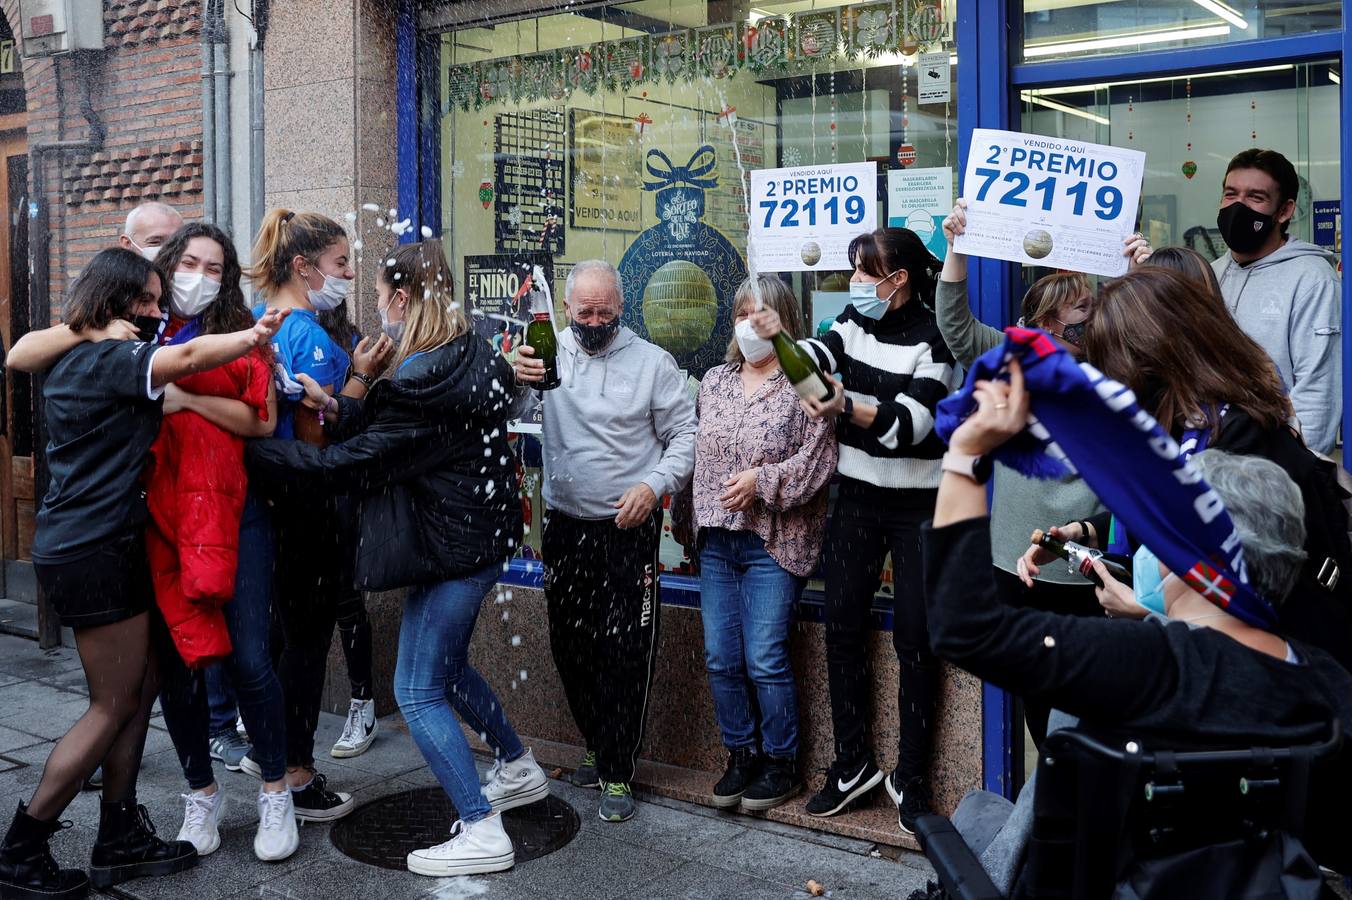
[1031,528,1132,588]
[772,331,835,403]
[522,267,561,391]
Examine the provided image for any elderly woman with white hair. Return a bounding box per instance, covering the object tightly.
[926,361,1352,888]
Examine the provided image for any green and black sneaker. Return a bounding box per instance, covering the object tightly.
[569,750,600,789]
[598,782,635,823]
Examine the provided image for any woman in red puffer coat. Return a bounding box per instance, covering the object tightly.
[148,223,298,862]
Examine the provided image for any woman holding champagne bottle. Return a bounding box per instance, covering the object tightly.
[750,227,960,834]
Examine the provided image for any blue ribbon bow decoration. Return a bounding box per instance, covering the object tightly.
[643,145,719,192]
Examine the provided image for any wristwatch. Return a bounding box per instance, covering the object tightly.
[350,371,374,388]
[941,451,993,484]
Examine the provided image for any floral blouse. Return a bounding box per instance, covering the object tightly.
[689,363,838,577]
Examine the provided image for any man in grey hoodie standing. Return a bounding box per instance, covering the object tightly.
[1211,148,1342,452]
[512,259,697,824]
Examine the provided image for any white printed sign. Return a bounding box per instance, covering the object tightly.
[917,53,950,105]
[887,167,953,261]
[749,161,878,272]
[953,129,1146,277]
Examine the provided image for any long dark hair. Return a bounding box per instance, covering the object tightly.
[847,227,940,307]
[1085,267,1292,437]
[317,302,360,354]
[154,223,253,335]
[64,247,167,331]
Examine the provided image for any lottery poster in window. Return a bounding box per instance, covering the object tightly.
[748,161,878,273]
[463,253,552,433]
[953,129,1146,278]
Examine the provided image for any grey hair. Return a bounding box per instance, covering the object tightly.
[565,259,624,307]
[124,201,182,236]
[1192,449,1307,605]
[727,276,802,364]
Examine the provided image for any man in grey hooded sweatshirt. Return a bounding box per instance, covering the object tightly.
[511,259,697,825]
[1211,148,1342,452]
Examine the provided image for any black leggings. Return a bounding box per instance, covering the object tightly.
[26,612,162,820]
[335,591,372,702]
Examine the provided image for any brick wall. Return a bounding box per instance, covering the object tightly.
[10,0,205,323]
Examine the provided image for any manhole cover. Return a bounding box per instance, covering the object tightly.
[331,789,579,871]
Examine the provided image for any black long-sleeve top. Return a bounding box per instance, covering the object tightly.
[924,515,1352,871]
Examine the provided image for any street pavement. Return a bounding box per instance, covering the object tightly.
[0,633,936,899]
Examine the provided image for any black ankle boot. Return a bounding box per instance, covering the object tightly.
[712,747,762,808]
[0,801,89,900]
[88,799,197,889]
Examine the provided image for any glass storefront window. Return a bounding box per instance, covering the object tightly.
[436,0,960,591]
[1020,0,1340,63]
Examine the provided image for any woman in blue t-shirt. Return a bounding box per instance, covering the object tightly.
[241,209,392,824]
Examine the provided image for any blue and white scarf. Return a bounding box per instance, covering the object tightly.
[936,327,1277,630]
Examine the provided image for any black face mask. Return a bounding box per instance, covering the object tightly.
[1217,201,1277,254]
[571,318,619,354]
[133,314,166,344]
[1058,319,1086,348]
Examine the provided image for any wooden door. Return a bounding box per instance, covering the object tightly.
[0,127,30,562]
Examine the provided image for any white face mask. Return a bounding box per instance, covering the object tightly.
[734,318,775,365]
[379,295,406,343]
[170,271,221,319]
[305,264,351,312]
[129,239,161,262]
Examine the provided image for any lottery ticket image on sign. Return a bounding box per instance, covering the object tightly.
[953,129,1146,278]
[749,161,878,272]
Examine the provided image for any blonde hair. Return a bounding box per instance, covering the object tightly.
[246,208,347,299]
[726,276,803,365]
[1019,272,1091,328]
[380,240,469,372]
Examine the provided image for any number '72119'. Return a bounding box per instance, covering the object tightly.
[971,167,1123,221]
[759,195,867,229]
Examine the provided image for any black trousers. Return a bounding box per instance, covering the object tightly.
[271,496,357,768]
[544,509,662,784]
[992,567,1100,747]
[822,482,939,780]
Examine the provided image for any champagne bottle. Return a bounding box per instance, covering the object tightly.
[773,331,836,403]
[521,265,561,391]
[1031,528,1132,589]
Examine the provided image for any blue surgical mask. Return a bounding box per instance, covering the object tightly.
[848,270,902,320]
[1132,544,1176,615]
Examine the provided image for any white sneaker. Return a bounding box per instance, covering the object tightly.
[239,753,262,779]
[176,788,226,856]
[254,787,300,862]
[331,699,378,758]
[483,748,550,813]
[236,715,249,740]
[407,815,514,877]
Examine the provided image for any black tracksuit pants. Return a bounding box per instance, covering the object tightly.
[823,480,940,781]
[544,509,662,785]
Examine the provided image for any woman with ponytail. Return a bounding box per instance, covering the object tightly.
[751,227,961,834]
[241,209,392,825]
[247,240,539,877]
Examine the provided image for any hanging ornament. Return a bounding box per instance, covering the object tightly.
[634,112,653,135]
[1250,98,1257,141]
[1127,96,1134,144]
[716,104,737,126]
[1181,78,1196,179]
[897,144,918,166]
[479,181,493,209]
[1181,160,1198,179]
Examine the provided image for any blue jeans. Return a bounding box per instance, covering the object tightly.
[205,665,237,738]
[395,564,524,824]
[160,491,287,786]
[698,528,803,759]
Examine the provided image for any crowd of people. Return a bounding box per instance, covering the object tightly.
[0,143,1347,898]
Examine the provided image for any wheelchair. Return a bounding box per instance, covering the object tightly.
[915,721,1345,899]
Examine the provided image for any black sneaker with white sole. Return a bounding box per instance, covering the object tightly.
[711,747,760,809]
[804,758,884,817]
[290,773,354,823]
[740,757,801,812]
[885,770,932,835]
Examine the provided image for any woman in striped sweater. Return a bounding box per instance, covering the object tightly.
[752,227,960,835]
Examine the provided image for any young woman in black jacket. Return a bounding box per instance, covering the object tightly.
[1020,267,1352,673]
[246,240,547,878]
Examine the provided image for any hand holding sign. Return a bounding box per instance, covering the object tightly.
[953,129,1146,278]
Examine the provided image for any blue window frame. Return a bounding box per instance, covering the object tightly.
[396,0,1351,803]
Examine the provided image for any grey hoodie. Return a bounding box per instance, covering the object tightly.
[1212,239,1342,452]
[513,325,697,520]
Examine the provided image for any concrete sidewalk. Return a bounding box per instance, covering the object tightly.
[0,633,936,899]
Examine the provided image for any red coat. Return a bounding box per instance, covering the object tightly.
[146,349,271,668]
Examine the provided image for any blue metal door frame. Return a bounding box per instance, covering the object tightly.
[395,0,1351,802]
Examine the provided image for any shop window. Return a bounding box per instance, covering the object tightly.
[438,0,959,596]
[1020,0,1340,63]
